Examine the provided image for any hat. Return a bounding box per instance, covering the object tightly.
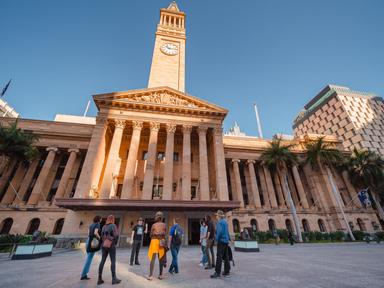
[215,210,225,218]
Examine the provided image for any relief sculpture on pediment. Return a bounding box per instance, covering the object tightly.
[130,92,202,109]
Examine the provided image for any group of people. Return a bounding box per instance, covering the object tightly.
[80,210,233,285]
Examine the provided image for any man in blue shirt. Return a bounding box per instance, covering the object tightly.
[211,210,231,278]
[168,218,184,274]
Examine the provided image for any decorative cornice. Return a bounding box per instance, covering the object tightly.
[96,117,107,125]
[198,126,208,134]
[68,148,79,154]
[166,123,177,134]
[182,125,193,133]
[114,119,126,129]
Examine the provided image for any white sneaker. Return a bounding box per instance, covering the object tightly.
[199,263,204,267]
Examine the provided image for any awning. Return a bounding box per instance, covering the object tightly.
[54,198,240,212]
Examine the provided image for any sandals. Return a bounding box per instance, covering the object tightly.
[147,276,154,281]
[158,275,163,280]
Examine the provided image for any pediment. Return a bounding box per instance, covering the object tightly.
[93,87,228,116]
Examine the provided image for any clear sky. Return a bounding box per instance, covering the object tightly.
[1,0,383,138]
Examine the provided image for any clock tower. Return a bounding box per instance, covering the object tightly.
[148,2,186,92]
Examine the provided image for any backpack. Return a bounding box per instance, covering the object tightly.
[172,225,182,246]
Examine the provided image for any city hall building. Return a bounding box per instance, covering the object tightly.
[0,2,381,244]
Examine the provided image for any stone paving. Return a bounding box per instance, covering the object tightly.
[0,243,383,288]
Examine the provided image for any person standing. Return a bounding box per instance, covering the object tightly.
[205,214,215,270]
[147,211,167,280]
[288,230,295,245]
[81,215,101,280]
[98,215,121,285]
[169,218,184,274]
[199,219,208,267]
[130,217,147,265]
[211,210,230,279]
[272,228,280,245]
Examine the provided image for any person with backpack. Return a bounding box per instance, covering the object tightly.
[98,215,121,285]
[81,215,101,280]
[168,217,184,275]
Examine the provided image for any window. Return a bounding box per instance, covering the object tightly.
[52,218,65,235]
[157,152,165,161]
[302,219,310,232]
[250,219,258,232]
[285,219,293,233]
[116,184,123,198]
[0,218,13,235]
[191,153,193,163]
[26,218,40,235]
[357,218,366,231]
[142,151,148,160]
[173,152,179,161]
[318,219,327,232]
[191,186,196,200]
[268,219,276,232]
[232,219,240,233]
[152,185,163,199]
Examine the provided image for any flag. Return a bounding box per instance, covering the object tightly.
[0,79,11,97]
[357,188,372,207]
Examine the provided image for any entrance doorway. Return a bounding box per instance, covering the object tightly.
[143,218,155,246]
[188,218,200,245]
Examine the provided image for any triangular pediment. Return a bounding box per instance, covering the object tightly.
[93,87,228,116]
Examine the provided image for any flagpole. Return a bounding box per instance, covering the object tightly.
[253,103,263,138]
[83,100,91,117]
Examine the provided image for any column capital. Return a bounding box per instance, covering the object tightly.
[182,125,193,133]
[198,126,208,134]
[247,159,256,165]
[214,125,223,135]
[132,120,144,131]
[231,158,241,163]
[96,117,108,125]
[68,148,80,154]
[114,119,126,129]
[46,147,58,152]
[166,123,177,134]
[150,121,160,132]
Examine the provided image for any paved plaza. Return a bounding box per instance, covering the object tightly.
[0,243,383,288]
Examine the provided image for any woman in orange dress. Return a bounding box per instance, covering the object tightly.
[147,211,167,280]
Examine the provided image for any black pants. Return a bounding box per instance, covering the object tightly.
[206,239,215,268]
[98,247,117,279]
[215,242,230,275]
[130,240,141,264]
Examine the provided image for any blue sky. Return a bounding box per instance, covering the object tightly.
[1,0,383,138]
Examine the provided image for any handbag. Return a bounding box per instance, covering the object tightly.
[90,237,100,249]
[159,239,167,248]
[103,238,113,249]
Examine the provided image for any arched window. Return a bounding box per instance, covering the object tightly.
[52,218,65,235]
[318,219,327,232]
[0,218,13,235]
[268,219,276,231]
[302,219,310,232]
[232,219,240,233]
[357,218,366,231]
[285,219,293,233]
[26,218,40,235]
[250,219,258,232]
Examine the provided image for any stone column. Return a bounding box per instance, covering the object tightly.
[181,125,192,201]
[28,147,58,205]
[273,171,286,208]
[292,165,309,209]
[74,117,107,198]
[263,165,278,208]
[162,123,176,200]
[213,126,229,201]
[142,122,160,200]
[121,121,143,199]
[0,159,17,195]
[99,119,126,198]
[257,164,270,209]
[232,159,244,208]
[341,171,362,208]
[54,149,79,200]
[247,160,262,209]
[13,156,40,204]
[198,127,210,201]
[1,162,27,204]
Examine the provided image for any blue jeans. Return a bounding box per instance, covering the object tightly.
[81,251,95,277]
[201,245,208,265]
[169,244,180,273]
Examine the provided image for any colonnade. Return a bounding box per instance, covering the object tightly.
[74,117,228,201]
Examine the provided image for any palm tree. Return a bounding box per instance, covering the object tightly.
[0,121,39,194]
[346,148,384,221]
[261,136,303,242]
[304,137,355,241]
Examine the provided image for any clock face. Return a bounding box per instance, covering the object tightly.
[160,43,179,55]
